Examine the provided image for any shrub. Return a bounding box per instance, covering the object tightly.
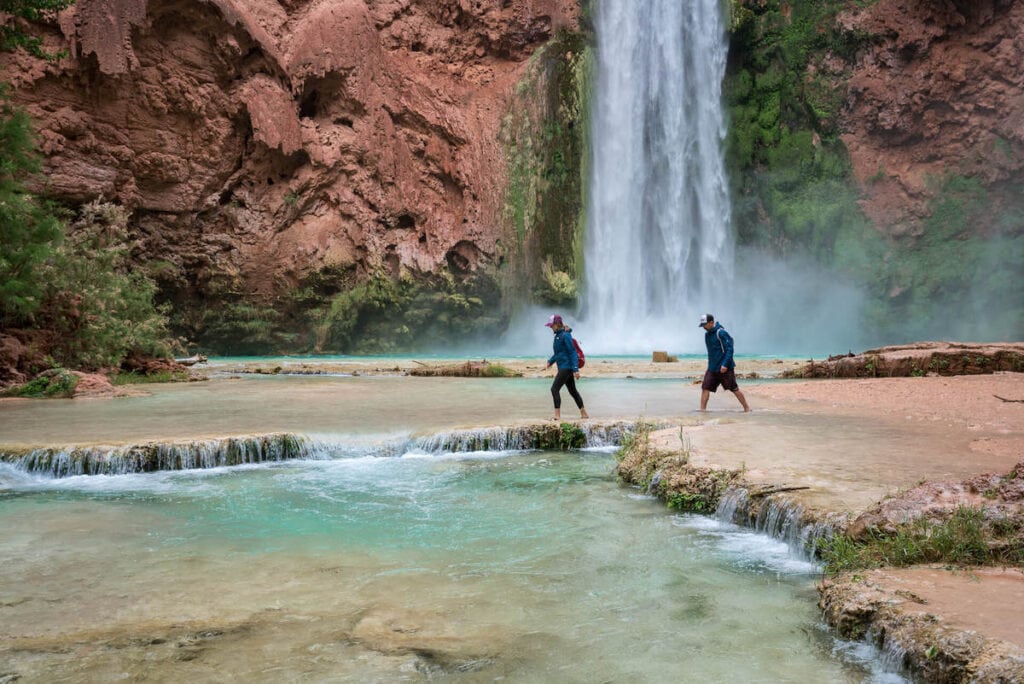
[2,368,78,397]
[34,200,173,369]
[0,90,174,371]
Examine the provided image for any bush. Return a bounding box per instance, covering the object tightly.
[1,368,78,397]
[33,200,173,369]
[1,86,174,372]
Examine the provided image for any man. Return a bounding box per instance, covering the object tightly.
[699,313,750,412]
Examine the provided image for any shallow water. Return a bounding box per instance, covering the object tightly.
[0,450,903,682]
[0,372,909,680]
[0,375,699,445]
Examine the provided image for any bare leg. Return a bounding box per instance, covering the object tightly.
[700,389,710,412]
[733,389,751,412]
[553,407,561,420]
[580,407,590,419]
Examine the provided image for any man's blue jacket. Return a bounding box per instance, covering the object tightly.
[704,322,735,371]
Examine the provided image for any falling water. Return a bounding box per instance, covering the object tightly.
[582,0,733,351]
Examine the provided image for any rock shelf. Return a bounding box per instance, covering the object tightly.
[617,371,1024,682]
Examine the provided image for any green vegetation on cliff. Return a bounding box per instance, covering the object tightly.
[725,1,1022,340]
[172,265,504,356]
[725,1,878,273]
[0,0,73,57]
[877,175,1024,339]
[500,29,594,307]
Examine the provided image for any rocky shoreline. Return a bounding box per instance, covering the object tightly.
[617,371,1024,683]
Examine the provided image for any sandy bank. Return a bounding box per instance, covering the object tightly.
[661,373,1024,512]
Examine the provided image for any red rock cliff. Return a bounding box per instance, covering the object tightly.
[838,0,1024,234]
[2,0,579,298]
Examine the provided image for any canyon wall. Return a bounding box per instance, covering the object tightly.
[726,0,1023,341]
[4,0,1022,352]
[2,0,585,352]
[839,0,1024,234]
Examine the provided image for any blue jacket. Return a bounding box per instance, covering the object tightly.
[548,328,580,372]
[704,322,735,371]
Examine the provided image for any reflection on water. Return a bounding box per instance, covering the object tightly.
[0,451,904,682]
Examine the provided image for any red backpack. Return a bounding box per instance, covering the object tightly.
[572,337,586,369]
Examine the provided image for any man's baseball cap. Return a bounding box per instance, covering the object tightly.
[698,313,714,327]
[545,314,563,327]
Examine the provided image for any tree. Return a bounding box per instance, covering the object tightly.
[0,84,63,325]
[1,0,75,57]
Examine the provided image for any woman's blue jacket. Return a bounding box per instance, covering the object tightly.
[548,328,580,372]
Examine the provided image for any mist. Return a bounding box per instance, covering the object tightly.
[494,247,868,359]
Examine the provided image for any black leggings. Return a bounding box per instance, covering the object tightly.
[551,368,584,409]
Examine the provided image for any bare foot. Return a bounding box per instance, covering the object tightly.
[580,409,590,419]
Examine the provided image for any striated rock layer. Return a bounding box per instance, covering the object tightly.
[2,0,579,344]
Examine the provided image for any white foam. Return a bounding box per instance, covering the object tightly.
[672,513,820,575]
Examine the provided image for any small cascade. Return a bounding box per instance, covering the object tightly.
[409,422,635,454]
[715,485,835,560]
[2,433,318,478]
[0,422,645,479]
[715,486,750,524]
[870,627,911,674]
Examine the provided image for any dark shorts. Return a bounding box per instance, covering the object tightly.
[702,368,739,392]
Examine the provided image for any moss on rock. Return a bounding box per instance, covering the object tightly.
[499,28,594,307]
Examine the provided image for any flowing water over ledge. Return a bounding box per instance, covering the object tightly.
[0,422,637,478]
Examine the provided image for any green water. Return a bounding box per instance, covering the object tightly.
[0,450,901,682]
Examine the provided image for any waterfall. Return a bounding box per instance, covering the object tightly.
[0,422,648,478]
[715,485,838,560]
[1,434,319,478]
[582,0,733,351]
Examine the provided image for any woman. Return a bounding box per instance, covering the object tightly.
[544,314,589,421]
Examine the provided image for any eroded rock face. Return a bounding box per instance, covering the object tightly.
[837,0,1024,231]
[820,568,1024,682]
[2,0,579,298]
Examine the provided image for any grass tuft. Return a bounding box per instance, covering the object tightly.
[820,506,1021,573]
[111,370,190,385]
